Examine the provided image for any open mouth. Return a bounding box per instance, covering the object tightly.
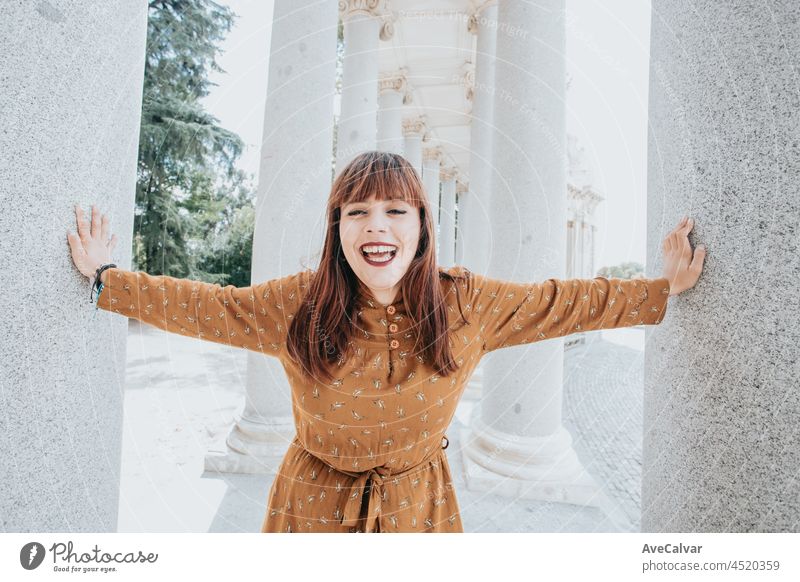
[360,244,398,266]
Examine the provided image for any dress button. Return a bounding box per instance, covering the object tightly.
[389,339,400,349]
[386,305,396,315]
[388,323,398,333]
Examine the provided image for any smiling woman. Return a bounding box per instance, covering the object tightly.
[73,149,692,533]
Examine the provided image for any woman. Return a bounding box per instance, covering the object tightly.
[67,151,705,533]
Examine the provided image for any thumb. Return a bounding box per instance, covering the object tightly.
[690,244,706,271]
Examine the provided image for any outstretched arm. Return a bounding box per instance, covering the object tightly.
[67,204,310,356]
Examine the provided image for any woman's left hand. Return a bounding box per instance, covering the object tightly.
[661,216,706,296]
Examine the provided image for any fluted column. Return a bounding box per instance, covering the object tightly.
[422,146,443,242]
[205,0,338,474]
[335,0,394,173]
[438,167,458,267]
[402,115,427,175]
[459,2,497,275]
[643,0,800,532]
[377,68,410,154]
[461,0,598,507]
[0,1,147,531]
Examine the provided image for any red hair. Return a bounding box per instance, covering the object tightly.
[286,151,469,383]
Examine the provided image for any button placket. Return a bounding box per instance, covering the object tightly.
[386,304,398,379]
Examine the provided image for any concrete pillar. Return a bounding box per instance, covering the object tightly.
[422,146,443,252]
[459,2,497,276]
[335,0,393,174]
[643,0,800,532]
[461,0,598,506]
[205,0,338,474]
[458,2,498,402]
[377,68,409,154]
[438,168,457,267]
[402,115,427,176]
[0,1,147,531]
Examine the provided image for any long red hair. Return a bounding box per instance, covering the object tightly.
[286,151,469,383]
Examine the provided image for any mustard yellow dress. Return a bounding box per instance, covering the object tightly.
[96,265,670,533]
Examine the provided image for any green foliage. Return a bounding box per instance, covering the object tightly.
[597,261,645,279]
[135,0,253,286]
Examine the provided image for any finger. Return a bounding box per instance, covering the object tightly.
[690,245,706,272]
[67,231,87,255]
[108,234,118,251]
[76,206,89,240]
[101,213,110,240]
[682,217,694,234]
[91,205,101,239]
[671,216,687,234]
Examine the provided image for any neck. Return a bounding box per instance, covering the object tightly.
[357,279,400,306]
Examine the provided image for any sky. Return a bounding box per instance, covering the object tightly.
[201,0,653,271]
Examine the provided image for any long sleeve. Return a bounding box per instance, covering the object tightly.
[464,270,670,353]
[95,267,313,356]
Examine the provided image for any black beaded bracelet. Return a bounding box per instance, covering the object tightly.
[91,263,117,301]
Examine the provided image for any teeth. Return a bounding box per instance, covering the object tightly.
[361,245,397,254]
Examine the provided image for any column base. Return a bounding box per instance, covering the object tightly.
[204,415,295,475]
[459,419,603,507]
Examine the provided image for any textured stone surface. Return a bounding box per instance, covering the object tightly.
[644,0,800,532]
[0,1,147,531]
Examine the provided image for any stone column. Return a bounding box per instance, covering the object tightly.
[377,68,410,154]
[402,115,427,176]
[0,1,147,532]
[458,2,498,402]
[438,167,458,267]
[461,0,598,506]
[422,146,443,242]
[335,0,394,173]
[458,2,497,276]
[643,0,800,532]
[205,0,338,474]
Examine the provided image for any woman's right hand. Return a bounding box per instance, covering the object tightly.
[67,204,118,279]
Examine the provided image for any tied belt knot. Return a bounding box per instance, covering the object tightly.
[337,434,450,532]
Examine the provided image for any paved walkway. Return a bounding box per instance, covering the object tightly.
[116,321,646,532]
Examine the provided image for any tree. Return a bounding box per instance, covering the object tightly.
[596,261,645,279]
[135,0,244,278]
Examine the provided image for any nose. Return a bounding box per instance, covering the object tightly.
[365,211,388,233]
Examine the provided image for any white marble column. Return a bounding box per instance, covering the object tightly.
[377,68,409,154]
[438,167,458,267]
[461,0,598,507]
[205,0,338,474]
[458,1,497,275]
[335,0,394,173]
[422,146,443,244]
[402,115,427,175]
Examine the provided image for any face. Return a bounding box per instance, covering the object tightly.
[339,194,421,305]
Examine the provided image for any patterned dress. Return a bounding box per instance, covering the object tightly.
[96,265,670,532]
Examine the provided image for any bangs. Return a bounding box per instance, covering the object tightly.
[332,151,426,209]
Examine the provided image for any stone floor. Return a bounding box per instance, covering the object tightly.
[116,320,647,533]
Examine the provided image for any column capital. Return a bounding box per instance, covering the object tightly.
[440,166,458,183]
[422,145,444,164]
[379,67,413,104]
[402,115,429,138]
[338,0,395,40]
[467,1,499,35]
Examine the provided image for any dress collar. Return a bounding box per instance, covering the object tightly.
[354,279,406,313]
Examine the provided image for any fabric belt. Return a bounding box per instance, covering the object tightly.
[333,434,450,532]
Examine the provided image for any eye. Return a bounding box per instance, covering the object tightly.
[347,209,366,216]
[389,209,407,214]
